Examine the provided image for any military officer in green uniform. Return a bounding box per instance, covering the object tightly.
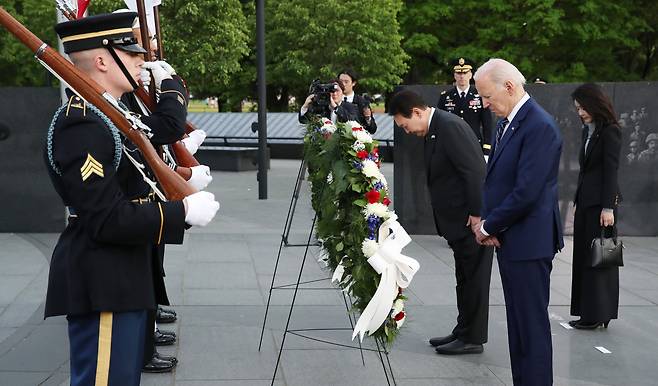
[437,58,495,158]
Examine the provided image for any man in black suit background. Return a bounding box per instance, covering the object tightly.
[337,68,377,134]
[437,58,494,158]
[390,90,494,355]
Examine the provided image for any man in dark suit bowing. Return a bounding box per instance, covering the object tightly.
[473,58,564,386]
[389,90,493,355]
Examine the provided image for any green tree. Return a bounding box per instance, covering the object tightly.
[264,0,409,111]
[0,1,59,86]
[399,0,657,84]
[88,0,250,97]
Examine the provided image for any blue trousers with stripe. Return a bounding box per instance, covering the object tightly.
[67,310,147,386]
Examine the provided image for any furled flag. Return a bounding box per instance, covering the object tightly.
[76,0,90,19]
[123,0,156,37]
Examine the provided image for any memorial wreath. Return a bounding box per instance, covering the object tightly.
[304,117,419,344]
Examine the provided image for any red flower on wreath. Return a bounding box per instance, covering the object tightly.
[383,197,391,206]
[357,150,368,159]
[352,126,363,131]
[365,190,380,204]
[373,147,379,154]
[394,311,405,321]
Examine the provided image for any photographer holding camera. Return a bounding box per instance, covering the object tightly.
[338,69,377,134]
[299,79,359,124]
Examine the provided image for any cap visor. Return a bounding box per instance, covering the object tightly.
[117,44,147,54]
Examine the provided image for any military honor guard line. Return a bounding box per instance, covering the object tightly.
[0,3,627,386]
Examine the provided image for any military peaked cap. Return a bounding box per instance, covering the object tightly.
[452,57,474,73]
[55,12,146,54]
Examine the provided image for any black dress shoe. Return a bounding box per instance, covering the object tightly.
[157,328,177,338]
[435,339,483,355]
[142,353,176,373]
[154,329,177,346]
[156,307,177,323]
[573,320,610,330]
[429,333,456,347]
[568,319,581,327]
[154,350,178,365]
[158,306,177,317]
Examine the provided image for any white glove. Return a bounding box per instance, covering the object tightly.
[187,165,212,190]
[182,130,207,155]
[142,61,172,89]
[156,60,176,76]
[139,68,151,89]
[183,191,219,227]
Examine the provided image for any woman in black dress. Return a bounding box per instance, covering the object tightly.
[569,83,622,329]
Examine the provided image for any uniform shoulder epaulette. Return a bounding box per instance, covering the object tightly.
[65,95,86,117]
[47,99,123,176]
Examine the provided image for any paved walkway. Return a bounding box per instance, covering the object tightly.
[1,160,658,385]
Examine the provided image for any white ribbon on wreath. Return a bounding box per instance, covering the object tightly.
[352,218,420,342]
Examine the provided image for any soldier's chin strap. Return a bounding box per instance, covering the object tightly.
[104,44,140,91]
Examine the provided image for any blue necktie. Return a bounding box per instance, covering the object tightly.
[495,118,509,148]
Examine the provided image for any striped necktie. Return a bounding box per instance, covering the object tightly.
[495,118,509,148]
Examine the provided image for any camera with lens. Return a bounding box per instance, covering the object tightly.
[307,79,338,116]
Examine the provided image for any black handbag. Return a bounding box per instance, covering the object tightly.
[590,227,624,268]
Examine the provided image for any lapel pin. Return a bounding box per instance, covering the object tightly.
[430,134,436,139]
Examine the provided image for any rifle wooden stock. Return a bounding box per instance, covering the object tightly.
[0,6,195,201]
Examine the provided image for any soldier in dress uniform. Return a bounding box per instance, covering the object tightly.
[437,58,495,158]
[45,12,219,385]
[115,12,211,372]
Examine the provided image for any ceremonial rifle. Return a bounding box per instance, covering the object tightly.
[134,0,200,168]
[0,6,195,201]
[55,0,200,170]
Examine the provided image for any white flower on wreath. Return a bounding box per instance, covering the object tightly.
[353,129,373,144]
[320,120,336,134]
[391,298,404,315]
[387,212,398,223]
[361,239,379,258]
[344,120,363,131]
[361,159,380,178]
[391,298,406,328]
[364,202,389,219]
[352,141,366,151]
[327,172,333,184]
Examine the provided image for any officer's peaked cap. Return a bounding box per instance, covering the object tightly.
[55,12,146,54]
[452,57,474,73]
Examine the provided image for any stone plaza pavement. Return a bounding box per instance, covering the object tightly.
[1,159,658,386]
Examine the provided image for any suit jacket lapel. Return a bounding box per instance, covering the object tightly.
[487,98,534,174]
[583,125,601,166]
[424,113,440,181]
[579,126,588,167]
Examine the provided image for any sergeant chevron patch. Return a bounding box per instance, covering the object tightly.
[80,153,104,181]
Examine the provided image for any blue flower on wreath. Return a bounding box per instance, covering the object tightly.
[353,161,363,170]
[367,215,380,240]
[373,181,384,191]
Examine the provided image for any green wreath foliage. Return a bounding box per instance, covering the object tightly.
[303,117,407,344]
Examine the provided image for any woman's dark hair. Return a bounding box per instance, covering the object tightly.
[571,83,618,127]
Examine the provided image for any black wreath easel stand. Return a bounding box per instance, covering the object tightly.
[258,158,364,362]
[257,158,397,385]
